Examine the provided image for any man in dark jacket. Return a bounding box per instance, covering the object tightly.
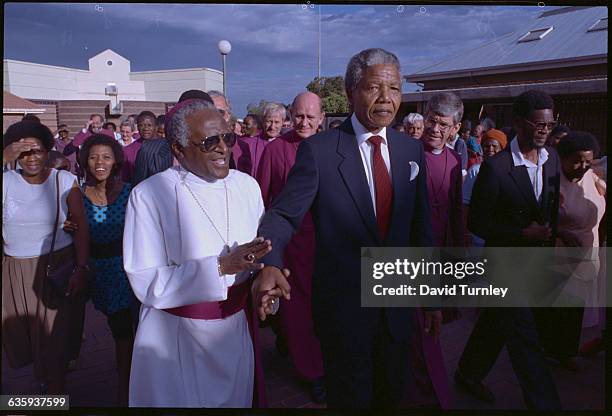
[455,90,561,410]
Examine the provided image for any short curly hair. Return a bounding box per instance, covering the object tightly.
[556,131,600,159]
[3,120,54,151]
[79,134,125,178]
[512,90,554,120]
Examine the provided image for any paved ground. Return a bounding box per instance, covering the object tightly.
[2,302,604,410]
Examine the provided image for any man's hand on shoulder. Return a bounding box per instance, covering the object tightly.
[252,266,291,321]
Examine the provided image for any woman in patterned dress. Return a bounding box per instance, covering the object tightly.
[67,134,136,405]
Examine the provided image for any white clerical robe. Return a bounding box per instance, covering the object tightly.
[123,167,265,407]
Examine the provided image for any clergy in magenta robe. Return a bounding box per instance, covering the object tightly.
[73,128,115,147]
[232,130,269,178]
[120,139,142,183]
[424,146,465,247]
[256,128,325,383]
[402,94,467,409]
[123,166,268,407]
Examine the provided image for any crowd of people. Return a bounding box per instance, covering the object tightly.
[2,48,606,410]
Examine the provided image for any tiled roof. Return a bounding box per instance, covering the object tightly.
[3,91,45,113]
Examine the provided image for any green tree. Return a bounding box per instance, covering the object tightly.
[306,76,349,114]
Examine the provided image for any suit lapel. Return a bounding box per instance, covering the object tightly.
[387,131,409,242]
[336,120,379,241]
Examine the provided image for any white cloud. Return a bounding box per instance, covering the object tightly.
[5,3,562,116]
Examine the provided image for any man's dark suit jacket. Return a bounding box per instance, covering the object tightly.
[258,118,432,345]
[468,143,560,247]
[132,138,174,186]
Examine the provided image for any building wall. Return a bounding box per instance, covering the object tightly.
[56,100,168,137]
[3,115,23,133]
[4,51,222,103]
[30,100,59,131]
[554,94,607,153]
[459,94,607,153]
[4,57,146,101]
[3,103,57,133]
[395,103,420,125]
[422,64,607,90]
[120,101,168,121]
[4,60,86,101]
[130,69,223,102]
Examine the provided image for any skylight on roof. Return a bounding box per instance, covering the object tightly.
[518,26,554,43]
[587,18,608,32]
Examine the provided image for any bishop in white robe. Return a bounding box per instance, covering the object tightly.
[123,100,275,408]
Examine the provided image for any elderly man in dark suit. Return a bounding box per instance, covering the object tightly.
[455,90,561,410]
[251,48,441,409]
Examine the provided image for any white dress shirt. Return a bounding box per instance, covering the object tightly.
[351,113,392,216]
[510,137,549,202]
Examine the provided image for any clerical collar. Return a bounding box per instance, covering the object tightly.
[351,113,387,146]
[175,165,234,187]
[428,146,445,155]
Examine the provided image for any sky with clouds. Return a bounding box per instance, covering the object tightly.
[4,2,559,117]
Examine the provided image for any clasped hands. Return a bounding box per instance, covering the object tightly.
[216,237,291,320]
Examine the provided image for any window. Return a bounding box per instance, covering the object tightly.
[517,26,554,43]
[587,18,607,32]
[106,60,113,66]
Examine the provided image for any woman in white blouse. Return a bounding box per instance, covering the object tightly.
[2,120,90,394]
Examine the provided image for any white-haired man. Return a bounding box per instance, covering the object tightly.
[403,112,424,139]
[262,102,286,142]
[207,90,232,124]
[124,98,284,407]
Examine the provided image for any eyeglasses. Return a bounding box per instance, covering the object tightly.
[523,119,557,132]
[191,132,237,152]
[423,117,454,133]
[423,118,453,133]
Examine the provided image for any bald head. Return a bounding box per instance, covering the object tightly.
[291,91,325,139]
[291,91,322,111]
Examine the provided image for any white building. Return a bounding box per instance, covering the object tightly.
[3,49,223,103]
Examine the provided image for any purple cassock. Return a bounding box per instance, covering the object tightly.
[121,139,143,183]
[401,145,466,409]
[232,130,269,178]
[54,137,79,176]
[402,310,453,409]
[424,147,465,247]
[256,129,325,382]
[72,128,116,147]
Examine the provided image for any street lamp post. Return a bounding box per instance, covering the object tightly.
[217,40,232,98]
